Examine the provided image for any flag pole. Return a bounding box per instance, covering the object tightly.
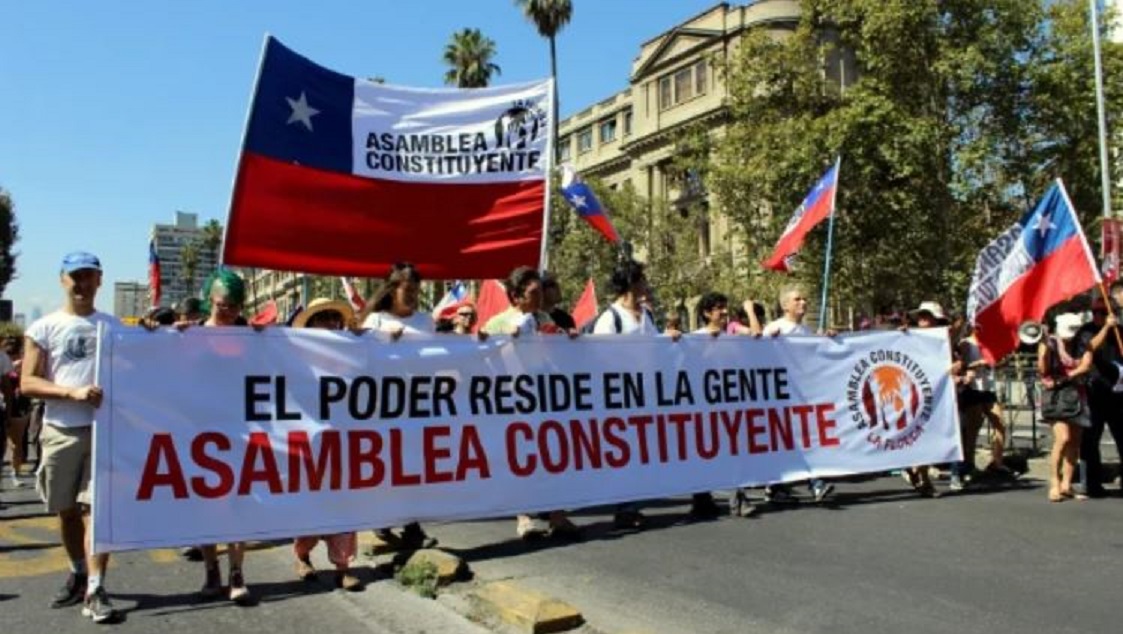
[818,156,842,332]
[539,77,557,273]
[1090,0,1113,223]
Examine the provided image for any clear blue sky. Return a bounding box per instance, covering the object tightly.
[0,0,720,318]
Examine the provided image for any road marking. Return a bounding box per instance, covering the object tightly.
[0,516,69,578]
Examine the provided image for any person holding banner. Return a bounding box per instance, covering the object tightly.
[1076,289,1123,498]
[21,251,120,623]
[762,286,835,503]
[291,298,363,591]
[484,266,583,540]
[1038,312,1093,503]
[356,262,439,550]
[193,269,255,604]
[690,293,741,519]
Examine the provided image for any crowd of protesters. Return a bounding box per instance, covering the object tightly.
[4,249,1123,624]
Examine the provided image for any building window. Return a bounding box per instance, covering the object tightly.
[558,136,571,161]
[623,109,633,136]
[659,62,708,110]
[599,118,617,144]
[577,127,593,153]
[658,76,673,110]
[695,60,708,96]
[674,67,693,104]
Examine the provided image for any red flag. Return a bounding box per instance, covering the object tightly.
[250,300,279,327]
[148,239,162,308]
[572,279,598,328]
[1102,218,1120,284]
[763,162,840,272]
[340,277,366,311]
[967,180,1100,363]
[474,279,510,333]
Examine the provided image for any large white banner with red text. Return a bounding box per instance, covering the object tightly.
[92,328,960,552]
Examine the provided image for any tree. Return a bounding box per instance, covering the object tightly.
[514,0,572,158]
[443,28,502,88]
[707,0,1123,322]
[0,187,18,297]
[180,241,200,298]
[199,219,223,265]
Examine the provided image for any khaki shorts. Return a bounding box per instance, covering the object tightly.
[36,424,92,513]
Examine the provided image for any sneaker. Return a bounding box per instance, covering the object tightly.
[811,482,835,503]
[295,556,317,581]
[82,587,117,623]
[51,572,88,608]
[729,490,757,518]
[179,546,203,561]
[373,528,403,549]
[228,569,252,605]
[335,570,363,592]
[949,475,965,492]
[516,515,549,540]
[764,485,796,504]
[400,522,438,549]
[688,494,722,520]
[9,475,25,489]
[199,565,223,600]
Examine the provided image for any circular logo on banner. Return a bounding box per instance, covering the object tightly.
[494,101,546,151]
[845,350,934,451]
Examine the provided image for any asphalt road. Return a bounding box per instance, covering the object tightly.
[4,464,1121,634]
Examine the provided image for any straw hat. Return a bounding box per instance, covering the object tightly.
[293,298,354,329]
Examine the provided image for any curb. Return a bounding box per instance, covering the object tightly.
[471,580,585,634]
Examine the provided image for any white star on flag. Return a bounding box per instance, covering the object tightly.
[568,194,587,209]
[1032,212,1055,238]
[286,91,319,131]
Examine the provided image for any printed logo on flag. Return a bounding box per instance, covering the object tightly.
[494,100,546,150]
[846,350,934,451]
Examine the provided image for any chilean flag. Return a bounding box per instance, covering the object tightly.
[148,238,161,308]
[224,37,553,279]
[763,161,840,272]
[560,165,620,243]
[967,179,1100,363]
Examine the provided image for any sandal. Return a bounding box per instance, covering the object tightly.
[1048,488,1064,503]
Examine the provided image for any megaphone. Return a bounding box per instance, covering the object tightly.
[1018,321,1044,347]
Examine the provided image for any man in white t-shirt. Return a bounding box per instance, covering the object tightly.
[762,286,834,503]
[22,251,120,623]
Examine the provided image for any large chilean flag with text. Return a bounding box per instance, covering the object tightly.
[966,180,1100,363]
[224,37,553,278]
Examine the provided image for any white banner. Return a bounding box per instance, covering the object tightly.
[93,329,960,552]
[352,78,551,183]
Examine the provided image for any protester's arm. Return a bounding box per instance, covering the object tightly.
[20,338,102,407]
[1068,350,1095,379]
[743,300,763,336]
[1088,315,1118,351]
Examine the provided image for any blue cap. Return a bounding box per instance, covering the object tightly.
[60,251,102,274]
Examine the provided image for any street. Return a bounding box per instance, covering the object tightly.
[2,465,1120,633]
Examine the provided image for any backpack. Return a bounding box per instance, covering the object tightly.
[580,306,623,334]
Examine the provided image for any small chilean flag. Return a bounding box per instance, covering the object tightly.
[967,179,1100,363]
[224,37,553,279]
[148,238,161,308]
[560,165,620,243]
[763,161,840,272]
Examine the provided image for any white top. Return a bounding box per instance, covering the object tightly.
[361,310,435,335]
[593,303,658,336]
[763,317,812,337]
[960,336,996,392]
[692,327,720,336]
[25,310,119,429]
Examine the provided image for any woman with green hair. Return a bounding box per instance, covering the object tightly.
[195,268,253,603]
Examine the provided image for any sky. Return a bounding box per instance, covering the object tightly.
[0,0,721,319]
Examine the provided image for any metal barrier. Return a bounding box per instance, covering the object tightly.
[994,352,1041,454]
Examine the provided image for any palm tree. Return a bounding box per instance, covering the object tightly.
[180,241,200,298]
[514,0,572,159]
[199,219,224,269]
[443,28,501,88]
